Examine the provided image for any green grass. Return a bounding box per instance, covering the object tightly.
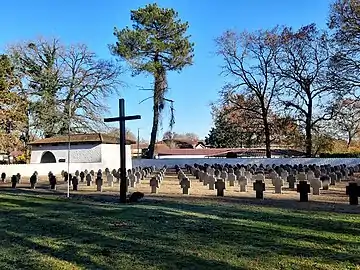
[0,189,359,270]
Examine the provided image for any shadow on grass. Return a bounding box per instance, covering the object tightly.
[0,189,359,269]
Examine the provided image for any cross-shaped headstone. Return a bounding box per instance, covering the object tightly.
[72,176,79,191]
[287,175,296,189]
[346,182,360,205]
[239,176,248,192]
[297,180,310,202]
[215,179,225,196]
[86,174,92,186]
[208,175,216,190]
[311,178,322,195]
[273,176,284,194]
[180,177,191,195]
[228,171,236,187]
[30,172,38,189]
[253,180,265,199]
[150,177,159,194]
[104,98,141,203]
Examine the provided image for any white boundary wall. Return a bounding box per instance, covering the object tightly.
[0,145,132,177]
[133,157,360,169]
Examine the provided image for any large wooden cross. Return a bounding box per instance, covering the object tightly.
[104,99,141,203]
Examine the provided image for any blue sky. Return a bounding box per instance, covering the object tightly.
[0,0,332,140]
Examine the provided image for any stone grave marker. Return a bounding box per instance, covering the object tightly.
[1,172,6,182]
[239,167,246,176]
[320,176,330,190]
[16,173,21,183]
[311,178,322,195]
[274,176,284,194]
[72,176,79,191]
[346,182,360,205]
[96,176,103,192]
[68,174,73,185]
[245,171,253,181]
[30,172,38,189]
[180,177,191,195]
[228,171,236,187]
[253,180,265,199]
[208,175,216,190]
[135,171,141,184]
[80,171,85,182]
[269,171,278,185]
[107,174,114,187]
[63,171,69,182]
[239,176,248,192]
[129,174,136,188]
[150,177,159,194]
[86,174,92,186]
[220,170,228,182]
[287,175,296,189]
[97,169,102,178]
[215,179,225,196]
[297,180,310,202]
[280,171,288,181]
[194,168,200,179]
[49,175,57,190]
[335,170,343,182]
[307,171,315,181]
[11,175,17,188]
[329,172,337,185]
[297,172,307,181]
[254,173,265,182]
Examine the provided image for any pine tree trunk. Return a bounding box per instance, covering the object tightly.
[147,101,160,159]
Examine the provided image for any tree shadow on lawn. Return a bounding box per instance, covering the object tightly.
[149,194,359,214]
[0,186,64,196]
[0,203,244,270]
[0,193,359,269]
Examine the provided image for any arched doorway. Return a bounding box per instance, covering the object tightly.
[40,151,56,163]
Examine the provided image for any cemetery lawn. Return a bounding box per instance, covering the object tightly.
[0,190,359,270]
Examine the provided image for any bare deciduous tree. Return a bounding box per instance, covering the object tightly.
[215,28,280,157]
[274,24,334,157]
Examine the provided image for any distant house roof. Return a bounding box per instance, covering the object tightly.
[28,133,136,146]
[157,148,230,156]
[10,150,23,157]
[130,143,149,149]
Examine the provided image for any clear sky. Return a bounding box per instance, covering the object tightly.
[0,0,332,140]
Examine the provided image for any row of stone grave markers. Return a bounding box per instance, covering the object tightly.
[1,166,156,193]
[181,162,360,205]
[149,166,167,193]
[60,166,156,192]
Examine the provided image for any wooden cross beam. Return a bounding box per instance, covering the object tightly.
[104,99,141,203]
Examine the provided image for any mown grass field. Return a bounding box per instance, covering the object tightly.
[0,188,359,270]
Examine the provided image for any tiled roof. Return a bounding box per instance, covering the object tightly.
[157,148,232,156]
[131,143,149,149]
[28,133,136,145]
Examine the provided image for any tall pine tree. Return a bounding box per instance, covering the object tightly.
[111,4,194,158]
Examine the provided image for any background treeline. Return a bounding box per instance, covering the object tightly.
[205,0,360,157]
